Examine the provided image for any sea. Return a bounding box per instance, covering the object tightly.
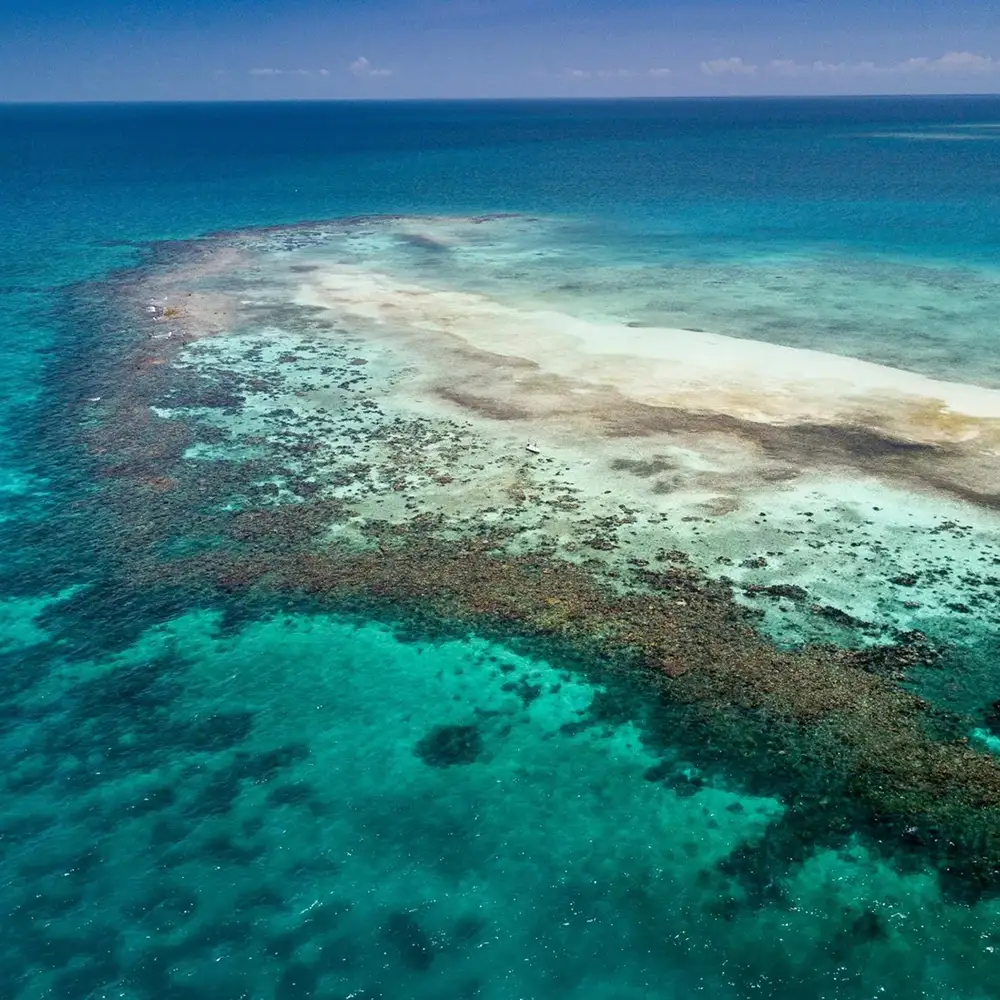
[3,97,1000,1000]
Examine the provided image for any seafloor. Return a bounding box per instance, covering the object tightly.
[10,213,1000,999]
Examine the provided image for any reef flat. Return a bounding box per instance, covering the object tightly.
[58,214,1000,905]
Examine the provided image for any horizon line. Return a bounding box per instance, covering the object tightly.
[3,92,1000,107]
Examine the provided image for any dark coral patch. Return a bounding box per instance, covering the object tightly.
[414,724,483,768]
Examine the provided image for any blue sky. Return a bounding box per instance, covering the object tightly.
[2,0,1000,100]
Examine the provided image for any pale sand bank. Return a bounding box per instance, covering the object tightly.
[296,266,1000,447]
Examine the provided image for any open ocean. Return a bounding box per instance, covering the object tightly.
[4,97,1000,1000]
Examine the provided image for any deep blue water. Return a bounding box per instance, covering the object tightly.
[5,98,1000,1000]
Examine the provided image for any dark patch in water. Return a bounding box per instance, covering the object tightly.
[414,723,483,767]
[985,699,1000,737]
[125,884,200,924]
[450,913,487,948]
[744,583,808,601]
[275,960,321,999]
[229,741,311,782]
[383,910,434,971]
[642,760,673,782]
[829,910,890,960]
[397,232,450,253]
[267,781,318,807]
[179,711,256,754]
[184,769,242,818]
[183,917,254,952]
[610,456,676,477]
[665,770,705,797]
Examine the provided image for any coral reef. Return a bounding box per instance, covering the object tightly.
[55,220,1000,901]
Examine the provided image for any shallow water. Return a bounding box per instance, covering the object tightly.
[7,602,1000,1000]
[4,99,1000,999]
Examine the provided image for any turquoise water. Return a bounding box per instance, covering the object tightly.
[5,98,1000,999]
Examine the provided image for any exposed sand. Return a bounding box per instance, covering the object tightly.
[297,266,1000,445]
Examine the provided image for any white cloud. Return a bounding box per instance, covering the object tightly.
[767,59,800,75]
[563,66,669,80]
[701,57,758,77]
[767,59,877,77]
[349,56,392,78]
[898,51,1000,74]
[763,51,1000,79]
[248,67,332,79]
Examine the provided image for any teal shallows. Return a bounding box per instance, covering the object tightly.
[4,98,1000,999]
[5,605,1000,1000]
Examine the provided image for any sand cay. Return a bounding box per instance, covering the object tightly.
[288,259,1000,514]
[299,263,1000,432]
